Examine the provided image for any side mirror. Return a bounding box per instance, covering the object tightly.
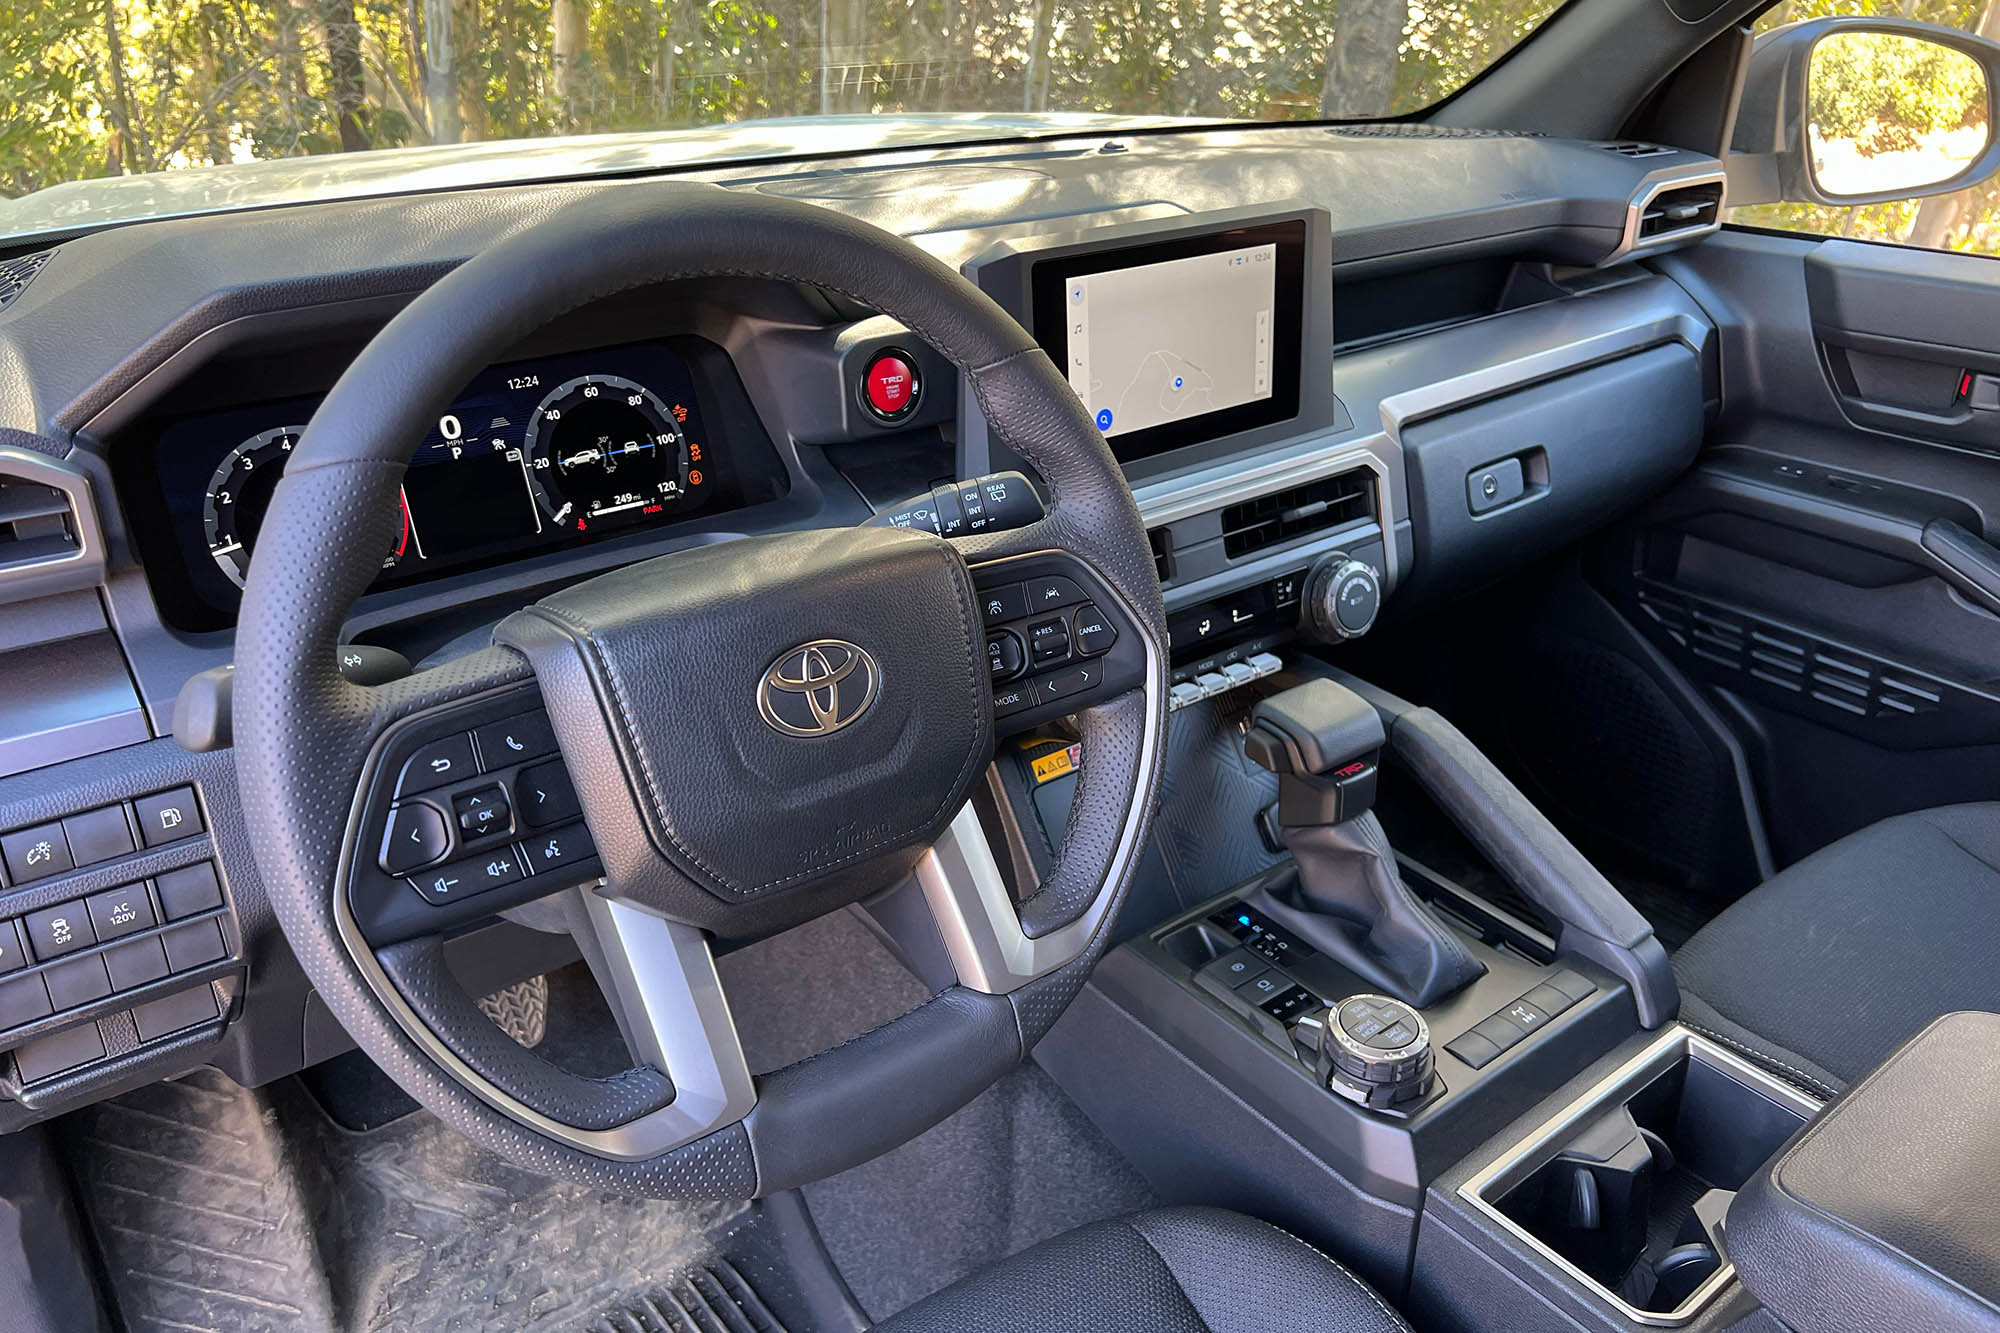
[1729,18,2000,208]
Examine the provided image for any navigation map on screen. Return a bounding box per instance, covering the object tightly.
[1062,242,1276,439]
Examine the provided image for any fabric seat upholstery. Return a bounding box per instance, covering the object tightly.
[871,1206,1413,1333]
[1673,802,2000,1099]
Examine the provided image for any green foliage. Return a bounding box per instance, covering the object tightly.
[0,0,1564,201]
[1808,31,1986,144]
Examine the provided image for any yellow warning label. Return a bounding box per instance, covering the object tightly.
[1031,744,1082,783]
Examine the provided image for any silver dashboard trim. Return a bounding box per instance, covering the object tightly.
[1458,1026,1822,1328]
[1602,166,1726,269]
[0,445,105,602]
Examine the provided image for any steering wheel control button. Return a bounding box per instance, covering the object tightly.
[380,802,450,874]
[84,886,157,943]
[397,735,476,796]
[1071,603,1117,656]
[993,681,1041,717]
[986,630,1026,682]
[1235,971,1292,1003]
[1025,575,1085,613]
[452,786,513,841]
[521,824,592,874]
[861,350,921,422]
[474,711,557,768]
[1200,948,1265,988]
[980,582,1030,624]
[518,760,581,829]
[1027,618,1071,666]
[23,904,94,961]
[154,862,223,921]
[2,822,72,883]
[62,806,135,867]
[1037,661,1103,701]
[162,918,227,972]
[1262,988,1322,1023]
[133,788,204,847]
[408,850,524,905]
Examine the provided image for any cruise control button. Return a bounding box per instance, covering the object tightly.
[23,904,94,960]
[1037,661,1102,701]
[1,823,71,882]
[396,734,476,796]
[1024,575,1085,612]
[381,802,450,874]
[520,824,593,876]
[474,712,557,769]
[133,788,203,847]
[407,850,524,905]
[978,583,1029,624]
[155,862,223,921]
[452,785,513,841]
[1026,618,1071,666]
[85,885,157,942]
[1071,603,1117,655]
[986,630,1026,682]
[517,760,581,829]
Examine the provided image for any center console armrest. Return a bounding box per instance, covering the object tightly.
[1319,666,1677,1027]
[1730,1011,2000,1333]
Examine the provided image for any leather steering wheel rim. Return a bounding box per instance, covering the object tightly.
[233,181,1168,1197]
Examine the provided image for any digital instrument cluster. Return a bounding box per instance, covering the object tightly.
[129,338,788,631]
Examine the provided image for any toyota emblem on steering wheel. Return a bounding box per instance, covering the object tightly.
[757,639,880,737]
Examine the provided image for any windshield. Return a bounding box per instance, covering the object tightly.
[0,0,1564,213]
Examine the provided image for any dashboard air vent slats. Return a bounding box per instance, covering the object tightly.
[1148,527,1174,585]
[1601,141,1674,158]
[1220,469,1374,560]
[0,249,54,311]
[0,448,102,601]
[1638,182,1723,240]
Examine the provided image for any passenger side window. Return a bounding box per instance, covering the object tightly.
[1732,0,2000,253]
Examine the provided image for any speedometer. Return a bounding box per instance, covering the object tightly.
[202,425,411,588]
[522,374,692,531]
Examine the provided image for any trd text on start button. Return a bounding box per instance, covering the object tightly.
[863,351,920,421]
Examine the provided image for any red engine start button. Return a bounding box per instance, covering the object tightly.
[862,350,921,421]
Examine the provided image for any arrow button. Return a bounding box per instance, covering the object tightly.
[518,758,581,828]
[379,801,449,874]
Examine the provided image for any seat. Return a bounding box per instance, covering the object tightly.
[1673,802,2000,1099]
[871,1206,1412,1333]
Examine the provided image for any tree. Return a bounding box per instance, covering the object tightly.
[1321,0,1407,118]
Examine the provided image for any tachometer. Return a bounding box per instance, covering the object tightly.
[522,374,691,531]
[202,426,411,587]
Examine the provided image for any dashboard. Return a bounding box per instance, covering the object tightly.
[0,120,1725,1129]
[115,337,790,632]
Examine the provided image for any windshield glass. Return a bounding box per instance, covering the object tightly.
[0,0,1564,212]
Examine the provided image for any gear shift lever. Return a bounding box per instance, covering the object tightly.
[1244,679,1486,1007]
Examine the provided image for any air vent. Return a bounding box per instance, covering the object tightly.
[0,249,54,311]
[1601,141,1674,158]
[1637,181,1723,241]
[1149,527,1174,584]
[1220,469,1374,560]
[1328,125,1538,140]
[0,448,102,601]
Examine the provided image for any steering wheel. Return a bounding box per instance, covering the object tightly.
[232,183,1168,1196]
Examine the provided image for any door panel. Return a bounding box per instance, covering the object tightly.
[1595,229,2000,866]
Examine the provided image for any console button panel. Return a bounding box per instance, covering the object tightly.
[1444,969,1597,1069]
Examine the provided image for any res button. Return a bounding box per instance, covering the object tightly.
[861,350,921,421]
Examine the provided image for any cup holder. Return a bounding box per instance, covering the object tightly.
[1460,1029,1822,1325]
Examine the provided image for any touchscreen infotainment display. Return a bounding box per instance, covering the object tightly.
[1031,219,1305,465]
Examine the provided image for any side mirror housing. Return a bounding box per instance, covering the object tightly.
[1729,18,2000,208]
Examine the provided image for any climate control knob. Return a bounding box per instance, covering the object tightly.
[1304,554,1382,641]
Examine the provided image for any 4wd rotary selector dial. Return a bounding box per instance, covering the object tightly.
[1318,993,1434,1110]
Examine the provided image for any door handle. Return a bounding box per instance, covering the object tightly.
[1921,519,2000,616]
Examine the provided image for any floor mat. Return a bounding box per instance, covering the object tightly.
[61,1067,860,1332]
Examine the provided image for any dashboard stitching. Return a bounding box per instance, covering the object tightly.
[520,602,745,895]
